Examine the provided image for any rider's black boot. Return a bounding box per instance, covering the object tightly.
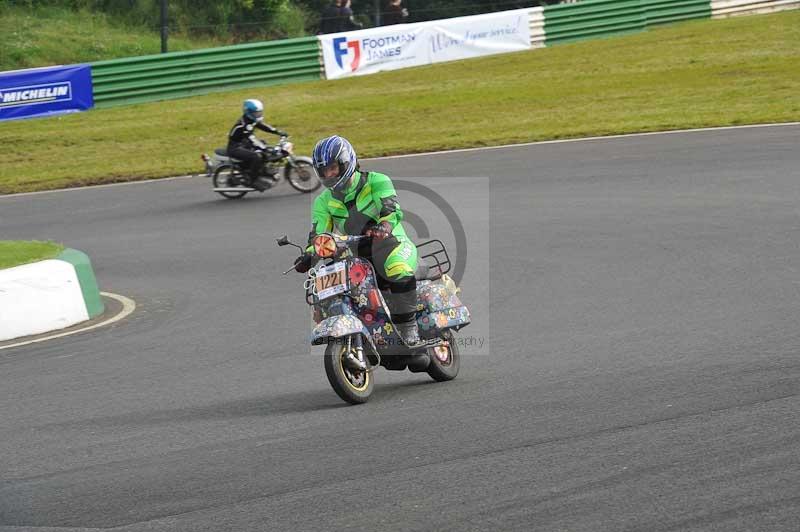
[387,291,430,370]
[247,159,268,190]
[395,318,422,346]
[263,168,279,182]
[389,289,426,347]
[251,175,271,191]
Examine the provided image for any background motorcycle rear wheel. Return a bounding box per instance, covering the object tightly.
[213,165,249,199]
[426,329,460,382]
[324,340,373,404]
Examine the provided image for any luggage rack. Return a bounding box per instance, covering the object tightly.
[417,239,451,280]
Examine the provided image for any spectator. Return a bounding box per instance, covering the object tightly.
[319,0,343,34]
[382,0,408,26]
[340,0,364,31]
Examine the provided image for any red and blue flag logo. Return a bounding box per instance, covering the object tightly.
[333,37,361,71]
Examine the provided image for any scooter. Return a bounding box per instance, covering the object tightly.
[277,232,471,404]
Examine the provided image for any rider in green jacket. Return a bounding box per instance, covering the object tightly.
[294,136,425,352]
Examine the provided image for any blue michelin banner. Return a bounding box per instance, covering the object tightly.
[0,64,93,121]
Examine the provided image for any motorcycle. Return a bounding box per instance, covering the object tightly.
[277,232,471,404]
[201,135,320,199]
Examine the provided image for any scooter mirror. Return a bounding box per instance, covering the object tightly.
[276,235,290,246]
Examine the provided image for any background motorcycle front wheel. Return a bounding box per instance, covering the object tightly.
[285,158,321,193]
[324,341,373,404]
[426,329,460,382]
[213,165,249,199]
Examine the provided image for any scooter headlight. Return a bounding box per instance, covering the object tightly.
[313,234,337,258]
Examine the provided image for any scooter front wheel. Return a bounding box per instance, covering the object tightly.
[324,339,373,404]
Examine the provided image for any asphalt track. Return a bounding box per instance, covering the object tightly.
[1,124,799,531]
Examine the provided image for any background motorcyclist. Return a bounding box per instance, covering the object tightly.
[295,135,427,355]
[227,99,287,191]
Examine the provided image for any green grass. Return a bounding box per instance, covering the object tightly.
[1,10,799,194]
[0,241,64,269]
[0,5,222,71]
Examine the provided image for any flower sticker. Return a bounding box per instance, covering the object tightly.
[419,315,432,331]
[349,262,368,285]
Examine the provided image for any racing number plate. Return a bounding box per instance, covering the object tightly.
[314,262,348,300]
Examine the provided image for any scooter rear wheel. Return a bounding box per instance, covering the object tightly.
[426,330,460,382]
[324,340,373,404]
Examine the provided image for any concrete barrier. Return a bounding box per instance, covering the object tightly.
[0,248,104,342]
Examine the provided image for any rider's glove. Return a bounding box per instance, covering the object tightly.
[277,130,288,137]
[366,221,393,242]
[294,253,314,273]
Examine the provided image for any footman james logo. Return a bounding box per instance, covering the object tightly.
[333,33,416,72]
[333,37,361,71]
[0,82,72,108]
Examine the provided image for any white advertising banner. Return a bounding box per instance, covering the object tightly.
[320,9,531,80]
[427,9,532,63]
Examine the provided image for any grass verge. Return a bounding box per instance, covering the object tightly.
[0,241,65,270]
[1,10,798,194]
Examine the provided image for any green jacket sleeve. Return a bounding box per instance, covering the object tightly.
[306,194,334,252]
[370,172,403,229]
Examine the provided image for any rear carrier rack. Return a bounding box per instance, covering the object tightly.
[417,239,451,279]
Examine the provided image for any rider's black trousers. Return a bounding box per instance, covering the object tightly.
[228,146,262,180]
